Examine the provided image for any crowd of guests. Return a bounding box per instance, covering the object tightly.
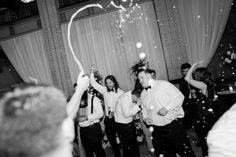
[0,61,235,157]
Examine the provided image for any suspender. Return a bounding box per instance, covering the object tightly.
[91,95,94,114]
[91,95,104,122]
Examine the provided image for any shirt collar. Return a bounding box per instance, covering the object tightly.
[148,79,155,88]
[127,91,132,98]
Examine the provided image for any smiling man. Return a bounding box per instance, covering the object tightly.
[138,68,196,157]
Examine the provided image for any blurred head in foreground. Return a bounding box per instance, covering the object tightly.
[0,84,72,157]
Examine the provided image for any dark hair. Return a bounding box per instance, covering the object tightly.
[131,88,142,98]
[181,63,191,70]
[149,69,156,79]
[0,85,66,157]
[137,68,154,76]
[79,91,88,108]
[73,83,77,89]
[104,75,119,93]
[134,79,143,91]
[131,59,149,76]
[194,67,212,83]
[81,90,88,100]
[149,69,156,74]
[195,67,215,101]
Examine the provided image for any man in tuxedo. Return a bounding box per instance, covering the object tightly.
[170,63,191,99]
[170,63,197,129]
[138,69,196,157]
[114,88,141,157]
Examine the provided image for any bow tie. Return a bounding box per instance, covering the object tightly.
[144,86,151,91]
[108,88,115,92]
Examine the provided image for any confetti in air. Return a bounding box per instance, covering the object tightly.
[129,0,134,7]
[149,126,154,132]
[110,1,126,12]
[68,4,103,74]
[208,108,213,112]
[136,42,142,48]
[150,148,155,153]
[149,105,154,110]
[111,0,144,32]
[139,52,146,60]
[214,94,218,101]
[68,1,151,75]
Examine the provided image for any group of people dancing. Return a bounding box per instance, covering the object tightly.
[0,60,233,157]
[73,61,218,157]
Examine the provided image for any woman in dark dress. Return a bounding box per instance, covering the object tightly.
[185,61,216,157]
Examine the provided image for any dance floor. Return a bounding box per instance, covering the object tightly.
[105,129,202,157]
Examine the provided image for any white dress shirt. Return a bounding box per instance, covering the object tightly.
[78,94,104,127]
[90,73,124,116]
[207,103,236,157]
[114,91,140,124]
[140,79,184,126]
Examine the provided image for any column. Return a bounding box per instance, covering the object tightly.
[37,0,72,97]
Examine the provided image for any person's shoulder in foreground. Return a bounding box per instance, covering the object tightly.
[207,103,236,157]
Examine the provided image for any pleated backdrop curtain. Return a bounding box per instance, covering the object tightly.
[177,0,232,66]
[0,30,53,85]
[61,1,167,91]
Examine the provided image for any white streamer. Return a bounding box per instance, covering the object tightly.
[110,1,126,12]
[67,4,103,74]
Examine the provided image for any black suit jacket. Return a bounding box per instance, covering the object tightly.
[170,77,190,98]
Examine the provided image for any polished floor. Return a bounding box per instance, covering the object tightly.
[104,129,202,157]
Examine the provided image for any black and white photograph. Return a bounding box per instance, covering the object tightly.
[0,0,236,157]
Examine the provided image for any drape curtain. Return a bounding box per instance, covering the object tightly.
[177,0,232,66]
[61,1,167,91]
[0,30,53,85]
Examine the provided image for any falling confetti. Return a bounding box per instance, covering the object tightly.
[208,108,213,112]
[149,105,154,110]
[136,42,142,48]
[150,148,155,153]
[111,1,143,32]
[129,0,133,7]
[139,52,146,60]
[149,126,154,132]
[110,1,126,12]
